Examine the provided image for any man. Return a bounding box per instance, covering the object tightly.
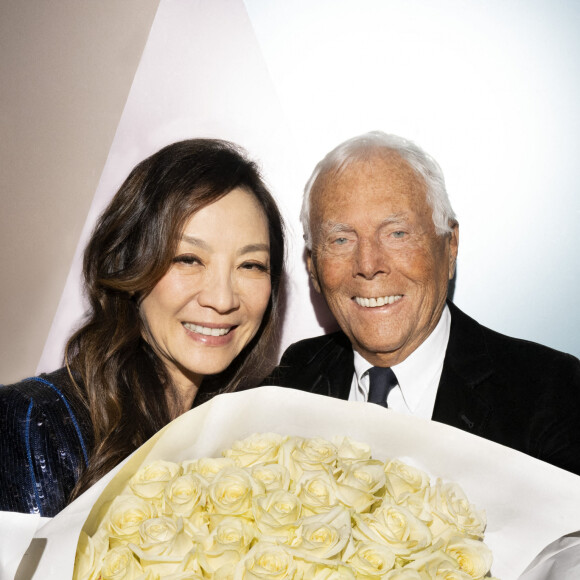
[268,131,580,475]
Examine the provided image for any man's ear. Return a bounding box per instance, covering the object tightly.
[306,250,322,294]
[448,222,459,280]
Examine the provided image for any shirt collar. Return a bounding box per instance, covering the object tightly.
[353,304,451,411]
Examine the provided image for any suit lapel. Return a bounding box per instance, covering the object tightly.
[306,333,354,400]
[433,302,494,434]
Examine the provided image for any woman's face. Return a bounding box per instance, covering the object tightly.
[139,188,272,393]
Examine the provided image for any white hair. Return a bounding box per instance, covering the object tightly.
[300,131,457,249]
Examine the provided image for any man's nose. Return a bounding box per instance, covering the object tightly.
[353,238,389,279]
[197,269,240,313]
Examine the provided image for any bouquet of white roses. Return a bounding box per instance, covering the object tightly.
[10,387,580,580]
[76,433,496,579]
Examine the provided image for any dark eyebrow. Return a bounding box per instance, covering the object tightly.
[239,243,270,255]
[180,236,269,256]
[181,235,210,251]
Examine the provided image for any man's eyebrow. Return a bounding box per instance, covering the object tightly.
[321,213,409,234]
[321,222,355,235]
[378,213,408,226]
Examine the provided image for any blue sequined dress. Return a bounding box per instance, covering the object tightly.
[0,368,92,516]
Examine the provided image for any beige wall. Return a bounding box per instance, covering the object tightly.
[0,0,160,383]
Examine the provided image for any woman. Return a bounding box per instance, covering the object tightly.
[0,139,285,516]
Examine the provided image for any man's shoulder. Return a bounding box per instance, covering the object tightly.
[447,301,580,383]
[263,331,354,389]
[280,331,353,364]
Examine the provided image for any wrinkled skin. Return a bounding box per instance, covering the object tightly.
[308,152,458,367]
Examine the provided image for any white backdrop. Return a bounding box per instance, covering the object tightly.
[38,0,580,372]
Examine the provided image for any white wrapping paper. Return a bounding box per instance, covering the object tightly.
[0,512,46,579]
[9,386,580,579]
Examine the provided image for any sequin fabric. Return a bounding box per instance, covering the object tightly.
[0,368,92,516]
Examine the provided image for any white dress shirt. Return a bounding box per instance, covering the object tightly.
[349,305,451,419]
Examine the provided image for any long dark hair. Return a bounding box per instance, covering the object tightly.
[66,139,285,498]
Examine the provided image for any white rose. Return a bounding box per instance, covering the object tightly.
[164,472,207,517]
[196,516,256,576]
[234,541,297,580]
[407,550,471,579]
[384,569,424,579]
[171,548,204,577]
[208,466,264,517]
[353,502,432,558]
[280,437,338,482]
[250,463,291,493]
[130,460,181,503]
[107,495,156,546]
[138,516,193,558]
[335,460,386,513]
[183,509,211,542]
[99,546,144,580]
[337,459,386,496]
[224,433,285,467]
[445,537,493,579]
[333,436,372,463]
[344,540,396,578]
[434,570,473,580]
[74,530,107,580]
[253,489,302,542]
[384,460,430,502]
[212,516,256,550]
[303,562,357,579]
[295,470,340,515]
[162,572,204,580]
[396,488,434,526]
[292,506,351,559]
[429,481,486,540]
[126,517,194,576]
[182,457,236,482]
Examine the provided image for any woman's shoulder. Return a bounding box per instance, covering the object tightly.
[1,367,83,410]
[0,368,92,516]
[0,367,92,451]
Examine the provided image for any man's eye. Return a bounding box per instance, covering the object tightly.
[333,237,349,245]
[392,231,406,239]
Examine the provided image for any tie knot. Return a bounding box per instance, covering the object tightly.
[367,366,398,407]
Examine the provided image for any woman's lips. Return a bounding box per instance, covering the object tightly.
[182,322,235,336]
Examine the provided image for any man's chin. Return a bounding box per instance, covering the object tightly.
[351,338,407,365]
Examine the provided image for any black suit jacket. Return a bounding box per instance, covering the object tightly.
[265,301,580,475]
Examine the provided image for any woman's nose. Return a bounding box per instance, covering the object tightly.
[196,269,241,313]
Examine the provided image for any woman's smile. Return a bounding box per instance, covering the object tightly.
[182,322,235,337]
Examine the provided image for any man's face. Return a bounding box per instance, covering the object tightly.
[307,152,458,367]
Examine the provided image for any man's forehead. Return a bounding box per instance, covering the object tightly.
[312,152,427,208]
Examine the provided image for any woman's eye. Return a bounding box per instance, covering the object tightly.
[173,254,201,265]
[241,262,269,273]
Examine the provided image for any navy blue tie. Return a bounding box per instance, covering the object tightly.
[367,367,398,407]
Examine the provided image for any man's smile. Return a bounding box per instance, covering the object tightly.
[353,295,403,308]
